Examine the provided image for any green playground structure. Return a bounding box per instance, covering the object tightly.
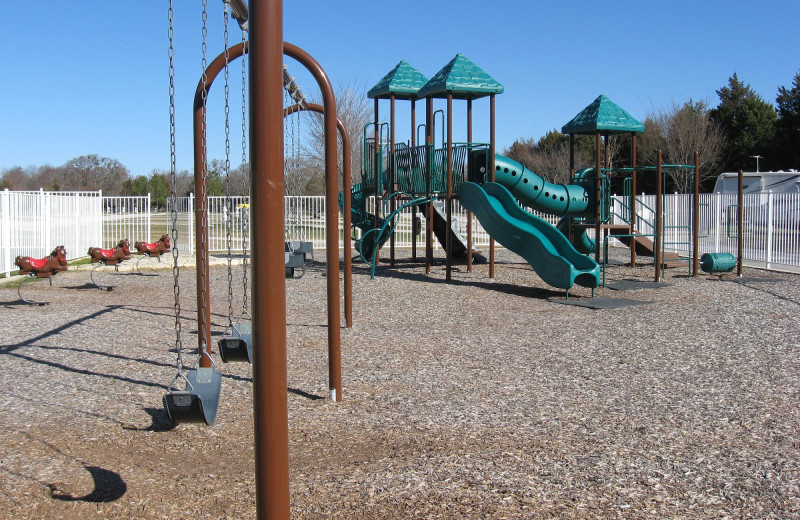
[339,57,703,294]
[338,139,603,289]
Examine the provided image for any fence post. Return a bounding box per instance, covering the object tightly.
[1,189,10,276]
[766,191,773,269]
[42,189,50,255]
[147,193,151,244]
[714,193,721,253]
[98,189,104,248]
[189,192,195,256]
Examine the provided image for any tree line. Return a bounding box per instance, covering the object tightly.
[504,71,800,193]
[0,156,251,209]
[3,72,797,198]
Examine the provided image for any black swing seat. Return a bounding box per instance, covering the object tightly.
[285,240,314,261]
[163,366,222,426]
[218,322,253,363]
[285,252,305,278]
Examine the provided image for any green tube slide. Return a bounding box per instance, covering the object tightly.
[459,181,599,290]
[488,154,595,253]
[490,155,592,216]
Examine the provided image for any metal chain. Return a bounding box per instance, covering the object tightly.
[240,28,249,317]
[284,86,290,195]
[283,87,293,238]
[295,100,303,240]
[222,2,234,329]
[198,0,210,361]
[168,0,184,373]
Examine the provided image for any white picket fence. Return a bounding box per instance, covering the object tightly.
[2,189,799,276]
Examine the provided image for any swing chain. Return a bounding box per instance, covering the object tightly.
[168,0,184,369]
[198,0,210,349]
[240,28,249,317]
[223,1,234,329]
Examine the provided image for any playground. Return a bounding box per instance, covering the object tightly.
[1,248,798,518]
[1,1,799,518]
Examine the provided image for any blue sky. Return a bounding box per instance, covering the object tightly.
[1,1,797,178]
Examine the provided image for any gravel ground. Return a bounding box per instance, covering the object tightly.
[1,247,798,519]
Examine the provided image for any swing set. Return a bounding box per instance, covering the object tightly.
[162,0,350,428]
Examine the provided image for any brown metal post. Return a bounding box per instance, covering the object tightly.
[568,133,575,175]
[594,132,602,263]
[655,150,663,281]
[342,118,352,328]
[737,169,744,276]
[373,98,380,266]
[283,42,342,401]
[489,94,496,278]
[466,98,473,272]
[425,96,433,274]
[192,86,212,366]
[568,133,575,245]
[249,1,289,517]
[630,133,637,268]
[411,99,417,261]
[285,102,352,328]
[390,94,396,266]
[692,151,700,276]
[445,94,453,281]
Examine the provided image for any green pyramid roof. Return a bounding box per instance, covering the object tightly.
[561,95,644,135]
[368,60,430,100]
[417,54,504,100]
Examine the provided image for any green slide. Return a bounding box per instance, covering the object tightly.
[492,155,592,216]
[459,181,600,290]
[474,153,596,253]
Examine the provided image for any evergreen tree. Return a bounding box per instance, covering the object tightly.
[775,71,800,169]
[710,73,777,172]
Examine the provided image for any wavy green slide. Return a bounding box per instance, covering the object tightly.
[459,181,600,289]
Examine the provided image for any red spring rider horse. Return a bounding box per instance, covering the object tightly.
[87,239,132,290]
[15,245,68,277]
[135,234,171,257]
[88,239,132,266]
[14,246,68,305]
[134,234,171,274]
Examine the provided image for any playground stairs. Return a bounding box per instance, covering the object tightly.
[607,226,683,268]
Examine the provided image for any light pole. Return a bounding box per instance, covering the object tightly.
[750,155,762,172]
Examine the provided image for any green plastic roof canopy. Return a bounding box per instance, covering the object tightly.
[561,94,644,135]
[417,53,504,100]
[367,60,429,100]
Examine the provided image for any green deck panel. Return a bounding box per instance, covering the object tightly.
[561,94,644,135]
[367,60,430,100]
[417,53,504,100]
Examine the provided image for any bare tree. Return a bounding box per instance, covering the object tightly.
[60,154,130,194]
[304,80,373,193]
[640,100,724,192]
[504,131,596,185]
[0,167,29,190]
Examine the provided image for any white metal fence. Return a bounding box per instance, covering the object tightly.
[102,195,151,249]
[3,190,799,276]
[611,192,800,271]
[1,189,102,276]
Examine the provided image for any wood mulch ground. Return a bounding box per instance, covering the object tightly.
[1,248,798,519]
